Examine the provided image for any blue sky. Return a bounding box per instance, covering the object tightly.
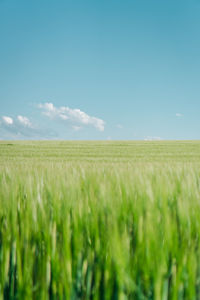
[0,0,200,140]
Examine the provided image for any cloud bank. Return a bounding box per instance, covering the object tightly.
[0,115,56,139]
[0,102,106,139]
[38,102,105,132]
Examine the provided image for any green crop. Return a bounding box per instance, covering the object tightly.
[0,141,200,300]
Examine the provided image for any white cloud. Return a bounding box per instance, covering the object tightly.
[144,136,162,141]
[39,102,105,131]
[176,113,183,117]
[38,102,56,117]
[2,115,32,127]
[59,114,68,120]
[17,115,32,127]
[0,115,56,140]
[44,103,54,111]
[2,116,13,125]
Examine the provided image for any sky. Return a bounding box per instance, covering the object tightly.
[0,0,200,140]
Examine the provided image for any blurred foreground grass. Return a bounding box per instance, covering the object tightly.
[0,141,200,300]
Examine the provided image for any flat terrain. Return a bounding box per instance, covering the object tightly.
[0,141,200,300]
[1,140,200,163]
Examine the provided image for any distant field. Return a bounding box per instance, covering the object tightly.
[1,141,200,300]
[1,140,200,163]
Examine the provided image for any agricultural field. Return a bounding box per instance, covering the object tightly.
[0,141,200,300]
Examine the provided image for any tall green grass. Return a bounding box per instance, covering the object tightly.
[0,141,200,299]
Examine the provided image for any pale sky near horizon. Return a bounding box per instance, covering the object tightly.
[0,0,200,140]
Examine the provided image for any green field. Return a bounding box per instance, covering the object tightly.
[1,141,200,300]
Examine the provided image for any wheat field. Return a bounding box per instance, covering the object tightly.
[0,141,200,300]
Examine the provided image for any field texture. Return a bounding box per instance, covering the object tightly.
[0,141,200,300]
